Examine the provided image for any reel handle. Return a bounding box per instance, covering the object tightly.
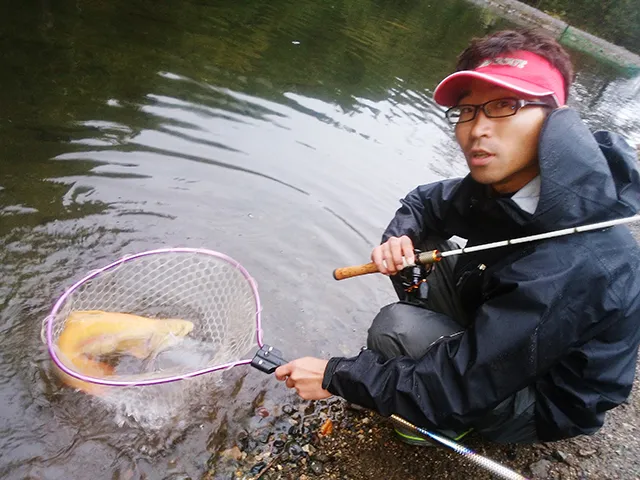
[332,250,441,280]
[251,344,288,374]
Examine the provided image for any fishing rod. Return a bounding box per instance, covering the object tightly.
[333,213,640,280]
[389,415,528,480]
[253,346,530,480]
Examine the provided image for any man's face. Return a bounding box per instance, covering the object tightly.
[454,79,548,194]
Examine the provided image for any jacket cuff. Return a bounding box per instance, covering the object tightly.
[322,357,344,391]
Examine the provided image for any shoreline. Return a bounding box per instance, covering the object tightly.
[465,0,640,73]
[204,374,640,479]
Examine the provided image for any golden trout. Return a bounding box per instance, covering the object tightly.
[55,310,194,395]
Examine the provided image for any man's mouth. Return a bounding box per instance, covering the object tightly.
[469,150,495,166]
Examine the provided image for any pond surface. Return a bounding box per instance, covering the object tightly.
[1,0,638,478]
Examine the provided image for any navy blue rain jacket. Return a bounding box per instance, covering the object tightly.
[322,108,640,441]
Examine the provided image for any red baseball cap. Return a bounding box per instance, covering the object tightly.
[433,50,566,107]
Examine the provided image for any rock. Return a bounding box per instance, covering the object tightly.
[578,448,597,457]
[555,465,571,480]
[309,460,324,475]
[254,429,271,444]
[345,402,366,411]
[220,446,243,461]
[529,459,553,478]
[255,407,269,418]
[553,450,568,463]
[249,462,266,475]
[282,404,294,415]
[288,442,304,459]
[236,431,249,451]
[304,403,316,415]
[273,440,285,453]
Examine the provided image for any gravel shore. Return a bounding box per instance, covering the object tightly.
[203,362,640,480]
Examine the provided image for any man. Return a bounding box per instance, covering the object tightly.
[275,28,640,445]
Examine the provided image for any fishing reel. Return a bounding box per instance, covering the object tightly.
[396,249,434,302]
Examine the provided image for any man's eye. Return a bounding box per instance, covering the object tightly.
[495,100,515,109]
[459,106,475,115]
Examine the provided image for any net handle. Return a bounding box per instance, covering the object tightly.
[44,247,264,387]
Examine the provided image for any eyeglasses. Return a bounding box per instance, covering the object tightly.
[445,97,552,125]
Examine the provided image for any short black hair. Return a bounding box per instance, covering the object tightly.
[456,28,574,103]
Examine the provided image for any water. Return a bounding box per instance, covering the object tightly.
[1,0,638,478]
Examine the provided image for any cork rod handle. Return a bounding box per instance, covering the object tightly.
[332,262,379,280]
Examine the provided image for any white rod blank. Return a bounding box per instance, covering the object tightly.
[439,214,640,259]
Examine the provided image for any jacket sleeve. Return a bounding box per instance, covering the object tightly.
[321,239,621,432]
[381,178,463,244]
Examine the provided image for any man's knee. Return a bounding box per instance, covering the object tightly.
[367,302,462,360]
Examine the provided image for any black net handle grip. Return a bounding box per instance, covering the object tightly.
[251,344,288,373]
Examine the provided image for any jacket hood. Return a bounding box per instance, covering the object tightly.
[532,107,640,230]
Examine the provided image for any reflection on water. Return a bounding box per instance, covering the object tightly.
[0,0,638,478]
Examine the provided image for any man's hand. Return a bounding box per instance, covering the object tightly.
[371,235,415,275]
[275,357,332,400]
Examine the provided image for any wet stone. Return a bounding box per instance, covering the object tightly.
[254,429,272,444]
[236,432,249,451]
[288,442,304,459]
[304,403,316,415]
[250,462,266,475]
[282,404,294,415]
[220,446,243,462]
[255,407,269,418]
[309,460,324,475]
[273,439,285,453]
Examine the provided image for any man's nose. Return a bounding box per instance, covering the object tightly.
[468,109,493,138]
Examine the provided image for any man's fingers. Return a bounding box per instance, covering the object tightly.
[400,236,415,265]
[389,237,402,269]
[388,237,406,272]
[373,236,416,276]
[275,364,292,381]
[371,246,388,274]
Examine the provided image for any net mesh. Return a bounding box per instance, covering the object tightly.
[48,250,259,383]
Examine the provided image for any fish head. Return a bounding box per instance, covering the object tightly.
[162,319,195,337]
